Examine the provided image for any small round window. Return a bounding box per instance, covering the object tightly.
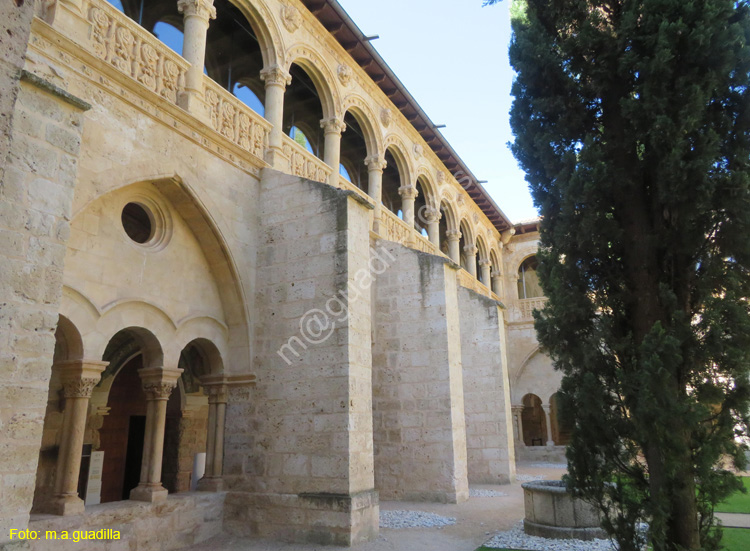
[121,203,154,244]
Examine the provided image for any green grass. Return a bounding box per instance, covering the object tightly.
[717,477,750,514]
[721,528,750,550]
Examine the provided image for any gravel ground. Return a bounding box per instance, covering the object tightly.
[515,474,547,482]
[379,510,457,529]
[483,522,617,551]
[470,488,509,498]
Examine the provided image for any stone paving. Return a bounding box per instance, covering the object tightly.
[186,463,566,551]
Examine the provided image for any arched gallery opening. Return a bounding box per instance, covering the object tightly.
[521,393,547,446]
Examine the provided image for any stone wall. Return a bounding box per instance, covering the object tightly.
[458,286,516,484]
[0,71,89,543]
[223,170,378,545]
[372,243,469,503]
[22,492,224,551]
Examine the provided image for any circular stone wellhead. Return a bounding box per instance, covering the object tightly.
[521,480,607,540]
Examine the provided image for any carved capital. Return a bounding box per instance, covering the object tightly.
[478,259,492,267]
[446,229,461,242]
[177,0,216,20]
[365,155,387,172]
[491,269,503,279]
[398,186,418,200]
[423,206,442,223]
[143,382,177,400]
[205,384,229,404]
[260,65,292,88]
[320,117,346,135]
[63,378,100,399]
[463,244,478,257]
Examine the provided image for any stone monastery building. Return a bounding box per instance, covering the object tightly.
[1,0,570,548]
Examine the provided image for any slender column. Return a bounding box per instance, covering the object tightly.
[464,244,478,277]
[197,382,228,491]
[424,207,441,248]
[49,360,108,515]
[130,366,182,503]
[479,259,492,288]
[177,0,216,120]
[446,230,461,264]
[511,405,524,444]
[321,117,346,188]
[365,155,387,234]
[399,186,418,238]
[542,404,555,447]
[260,65,292,167]
[491,269,504,297]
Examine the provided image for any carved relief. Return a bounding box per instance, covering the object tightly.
[87,3,188,104]
[204,81,269,159]
[62,378,100,399]
[143,382,177,400]
[413,143,424,159]
[381,108,392,128]
[338,64,352,86]
[282,140,330,184]
[281,5,302,33]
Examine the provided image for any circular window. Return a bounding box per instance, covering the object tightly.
[121,203,154,244]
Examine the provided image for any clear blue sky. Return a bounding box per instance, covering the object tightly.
[337,0,538,223]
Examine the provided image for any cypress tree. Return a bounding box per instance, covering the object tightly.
[488,1,750,549]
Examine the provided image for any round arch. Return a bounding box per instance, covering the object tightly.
[439,197,459,232]
[383,134,413,186]
[459,218,475,246]
[285,45,340,120]
[54,315,84,363]
[415,167,439,208]
[228,0,284,69]
[342,96,383,157]
[476,234,490,263]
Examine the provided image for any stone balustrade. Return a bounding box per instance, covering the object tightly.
[203,79,271,159]
[381,208,412,246]
[86,0,189,105]
[281,134,332,184]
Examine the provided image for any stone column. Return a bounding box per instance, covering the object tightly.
[479,259,492,288]
[49,360,108,515]
[321,117,346,188]
[130,366,183,502]
[542,404,555,447]
[177,0,216,120]
[511,405,524,444]
[464,244,478,278]
[197,381,228,491]
[446,230,461,264]
[261,65,292,167]
[365,155,387,234]
[491,269,504,297]
[399,186,418,238]
[424,207,441,248]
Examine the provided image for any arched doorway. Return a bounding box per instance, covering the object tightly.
[550,393,573,446]
[521,393,547,446]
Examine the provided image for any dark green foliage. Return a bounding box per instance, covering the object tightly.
[497,0,750,549]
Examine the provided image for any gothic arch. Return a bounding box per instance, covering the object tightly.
[68,171,251,373]
[285,44,340,120]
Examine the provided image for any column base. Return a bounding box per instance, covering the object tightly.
[129,483,168,503]
[196,477,224,492]
[264,146,287,170]
[546,441,556,447]
[48,494,85,516]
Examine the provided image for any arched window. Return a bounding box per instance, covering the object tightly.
[153,21,184,55]
[339,112,369,191]
[518,255,544,299]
